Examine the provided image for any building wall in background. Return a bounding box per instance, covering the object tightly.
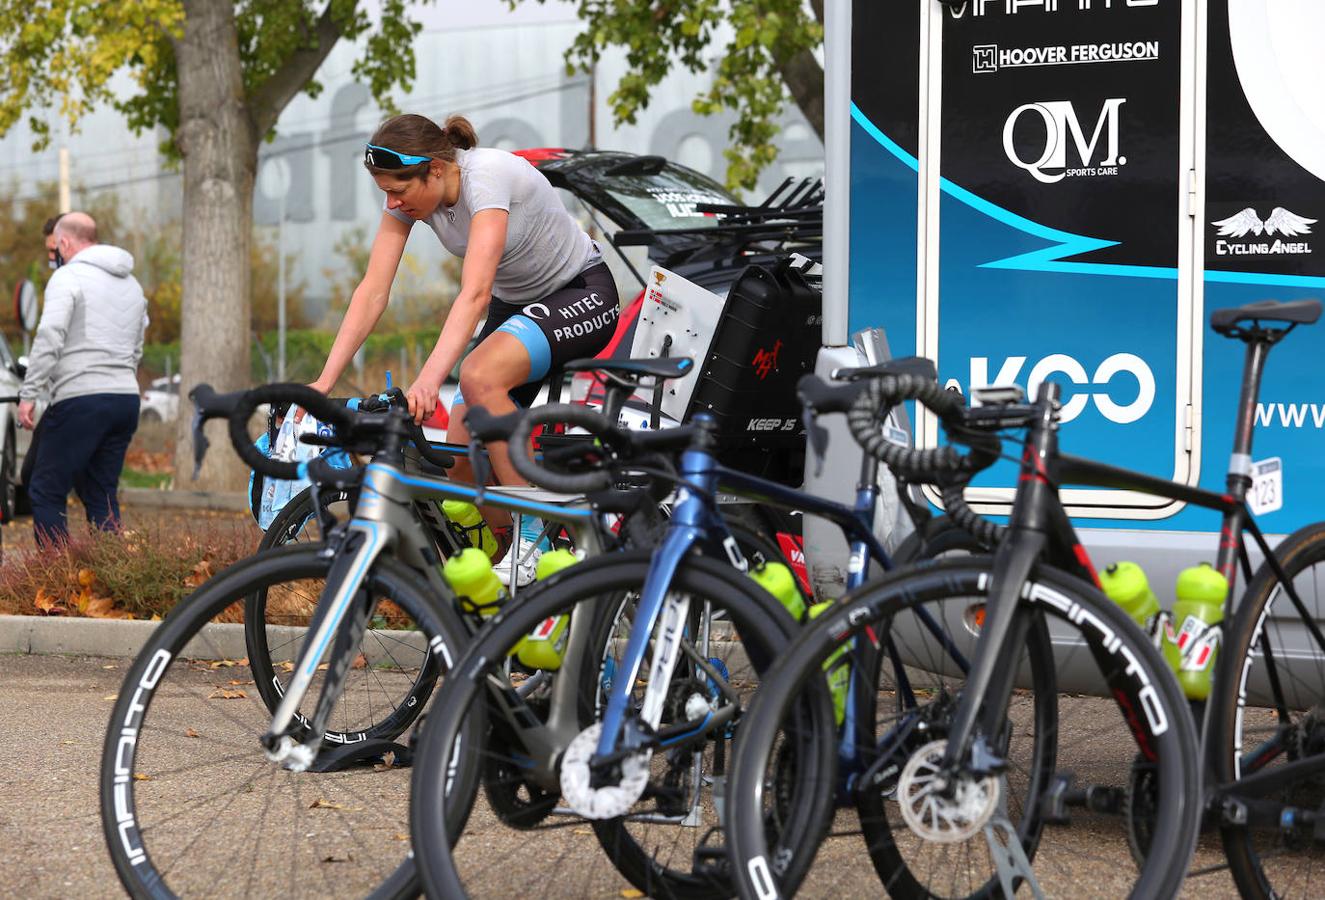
[0,1,824,316]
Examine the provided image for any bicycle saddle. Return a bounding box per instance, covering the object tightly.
[564,356,694,382]
[1211,299,1321,334]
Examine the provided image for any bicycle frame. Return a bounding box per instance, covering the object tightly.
[934,334,1325,816]
[591,413,969,796]
[261,449,610,770]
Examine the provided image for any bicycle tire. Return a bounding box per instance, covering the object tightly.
[728,556,1201,900]
[409,550,835,900]
[257,485,353,551]
[1211,520,1325,899]
[100,542,469,900]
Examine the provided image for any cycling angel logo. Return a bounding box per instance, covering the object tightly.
[1211,207,1316,238]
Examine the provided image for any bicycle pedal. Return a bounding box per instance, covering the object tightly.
[1043,771,1079,825]
[692,828,730,878]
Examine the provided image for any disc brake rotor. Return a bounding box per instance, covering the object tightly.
[897,739,1000,843]
[560,722,652,820]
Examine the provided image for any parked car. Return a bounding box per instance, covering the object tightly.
[140,373,181,424]
[0,345,27,532]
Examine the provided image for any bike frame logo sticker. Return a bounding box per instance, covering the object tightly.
[1211,207,1316,257]
[966,352,1155,424]
[1003,98,1127,184]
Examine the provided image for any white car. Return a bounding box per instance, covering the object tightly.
[140,373,181,423]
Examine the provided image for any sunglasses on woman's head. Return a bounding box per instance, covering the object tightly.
[364,143,431,169]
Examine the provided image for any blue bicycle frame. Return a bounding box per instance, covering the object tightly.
[591,412,970,792]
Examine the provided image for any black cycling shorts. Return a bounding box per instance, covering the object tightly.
[458,261,619,408]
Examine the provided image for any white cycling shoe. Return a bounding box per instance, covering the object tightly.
[494,538,541,589]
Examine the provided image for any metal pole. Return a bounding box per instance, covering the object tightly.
[277,190,287,382]
[821,0,852,347]
[58,148,71,213]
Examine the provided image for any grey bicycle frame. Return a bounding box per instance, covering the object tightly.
[263,455,609,771]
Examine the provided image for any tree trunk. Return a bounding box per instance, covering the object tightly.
[171,0,257,492]
[777,0,825,140]
[777,51,825,141]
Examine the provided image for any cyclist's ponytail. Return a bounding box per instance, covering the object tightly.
[443,115,478,151]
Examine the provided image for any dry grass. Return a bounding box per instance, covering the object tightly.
[0,517,258,620]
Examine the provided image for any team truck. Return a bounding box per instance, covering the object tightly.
[798,0,1325,604]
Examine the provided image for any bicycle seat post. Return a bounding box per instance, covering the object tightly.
[1227,335,1272,500]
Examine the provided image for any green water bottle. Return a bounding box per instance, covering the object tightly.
[443,547,505,617]
[749,561,806,623]
[1162,563,1228,701]
[1098,561,1167,648]
[441,500,498,559]
[808,600,849,726]
[515,549,580,670]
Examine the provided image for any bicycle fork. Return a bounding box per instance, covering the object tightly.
[261,519,391,771]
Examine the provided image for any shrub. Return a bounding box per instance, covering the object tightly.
[0,518,258,620]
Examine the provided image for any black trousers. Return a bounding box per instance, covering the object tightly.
[29,393,139,544]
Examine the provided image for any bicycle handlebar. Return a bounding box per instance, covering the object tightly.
[507,403,619,493]
[498,402,699,494]
[191,382,453,481]
[845,372,1006,545]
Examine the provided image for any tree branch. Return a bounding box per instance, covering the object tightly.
[248,1,347,136]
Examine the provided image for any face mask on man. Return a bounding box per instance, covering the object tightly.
[49,248,64,270]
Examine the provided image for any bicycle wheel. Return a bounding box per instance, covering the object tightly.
[728,556,1201,900]
[409,550,834,900]
[258,485,354,551]
[1212,521,1325,899]
[101,543,467,900]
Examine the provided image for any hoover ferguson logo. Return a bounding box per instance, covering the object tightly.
[1003,98,1126,184]
[1211,208,1316,257]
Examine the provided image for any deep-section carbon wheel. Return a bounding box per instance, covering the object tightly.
[100,543,466,899]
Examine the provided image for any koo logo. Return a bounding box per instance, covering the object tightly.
[1004,98,1126,184]
[965,353,1155,424]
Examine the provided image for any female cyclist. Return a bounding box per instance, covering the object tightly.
[309,113,619,579]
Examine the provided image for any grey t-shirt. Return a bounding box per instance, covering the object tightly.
[385,147,600,303]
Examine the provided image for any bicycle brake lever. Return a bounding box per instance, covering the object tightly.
[803,407,828,478]
[190,408,209,481]
[469,435,490,504]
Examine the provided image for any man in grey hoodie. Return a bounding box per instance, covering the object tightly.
[18,212,149,544]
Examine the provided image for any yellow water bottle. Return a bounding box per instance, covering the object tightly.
[808,600,849,726]
[443,547,505,617]
[1162,563,1228,701]
[749,561,805,622]
[1098,561,1166,647]
[515,549,580,670]
[441,500,499,559]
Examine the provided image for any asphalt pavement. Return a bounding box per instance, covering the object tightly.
[0,654,1243,899]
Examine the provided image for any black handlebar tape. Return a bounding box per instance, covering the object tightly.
[190,383,246,421]
[464,405,527,443]
[227,384,356,481]
[404,419,456,470]
[508,403,616,493]
[845,373,971,476]
[940,477,1006,546]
